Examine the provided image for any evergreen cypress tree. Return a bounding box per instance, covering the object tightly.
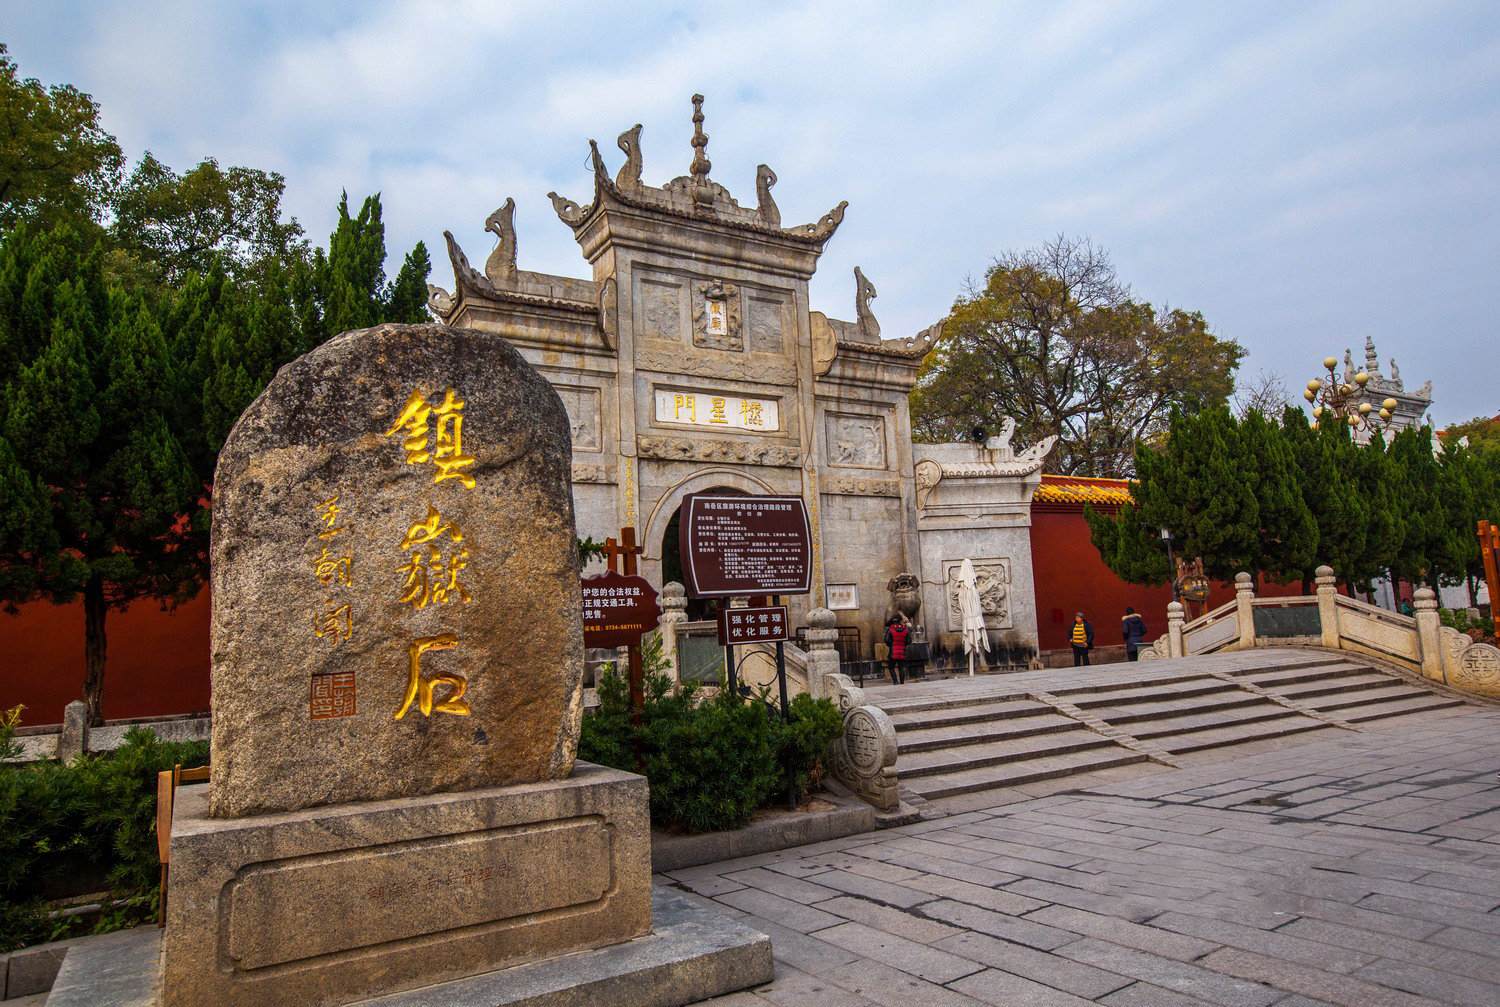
[1133,407,1260,583]
[318,192,387,340]
[1239,409,1317,583]
[1084,502,1172,586]
[384,241,431,323]
[1386,426,1445,587]
[0,223,204,723]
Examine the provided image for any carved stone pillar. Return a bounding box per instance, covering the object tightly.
[1315,565,1340,651]
[803,607,841,700]
[1167,602,1185,658]
[1413,587,1444,682]
[1234,572,1257,651]
[658,582,689,684]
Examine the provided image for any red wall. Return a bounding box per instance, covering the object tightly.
[0,591,211,728]
[1029,507,1305,652]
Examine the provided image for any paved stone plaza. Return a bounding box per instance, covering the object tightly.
[664,705,1500,1006]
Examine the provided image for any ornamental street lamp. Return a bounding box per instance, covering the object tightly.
[1302,355,1399,435]
[1160,526,1180,603]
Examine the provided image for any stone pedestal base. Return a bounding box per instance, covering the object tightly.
[162,764,652,1007]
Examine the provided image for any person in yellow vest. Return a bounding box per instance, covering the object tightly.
[1071,612,1094,666]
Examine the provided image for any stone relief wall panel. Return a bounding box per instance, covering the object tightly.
[636,275,684,343]
[825,413,887,470]
[691,280,743,352]
[942,559,1012,632]
[746,294,787,355]
[552,385,601,451]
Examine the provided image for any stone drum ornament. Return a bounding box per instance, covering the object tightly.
[208,322,584,817]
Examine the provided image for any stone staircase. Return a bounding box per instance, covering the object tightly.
[870,651,1471,804]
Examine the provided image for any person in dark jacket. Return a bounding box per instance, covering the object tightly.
[1122,607,1148,661]
[1070,612,1094,666]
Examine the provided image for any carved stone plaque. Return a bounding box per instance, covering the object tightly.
[554,385,600,450]
[746,294,786,354]
[826,413,886,469]
[638,278,683,342]
[693,279,742,351]
[1454,643,1500,693]
[944,559,1011,631]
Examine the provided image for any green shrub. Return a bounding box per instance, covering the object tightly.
[578,636,846,833]
[1440,607,1495,638]
[0,726,208,951]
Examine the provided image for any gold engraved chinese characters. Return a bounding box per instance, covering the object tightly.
[396,505,471,609]
[384,388,477,488]
[312,496,354,647]
[394,634,470,719]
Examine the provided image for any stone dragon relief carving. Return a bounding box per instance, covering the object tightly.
[823,673,899,811]
[637,436,801,467]
[945,559,1011,631]
[820,476,900,498]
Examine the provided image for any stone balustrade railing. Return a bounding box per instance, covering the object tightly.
[1142,565,1500,698]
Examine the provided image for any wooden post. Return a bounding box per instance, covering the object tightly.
[1480,520,1500,618]
[605,527,647,773]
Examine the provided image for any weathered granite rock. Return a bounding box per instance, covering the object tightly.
[209,323,584,817]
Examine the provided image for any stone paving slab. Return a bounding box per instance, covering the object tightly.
[680,705,1500,1006]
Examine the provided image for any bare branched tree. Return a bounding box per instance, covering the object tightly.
[1233,368,1290,419]
[911,235,1245,477]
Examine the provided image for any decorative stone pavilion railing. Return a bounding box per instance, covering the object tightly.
[1142,565,1500,698]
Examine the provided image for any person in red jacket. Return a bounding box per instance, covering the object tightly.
[884,615,911,684]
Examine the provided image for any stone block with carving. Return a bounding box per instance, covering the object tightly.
[163,765,650,1007]
[823,673,899,811]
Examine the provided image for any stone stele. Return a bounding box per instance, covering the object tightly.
[208,322,584,817]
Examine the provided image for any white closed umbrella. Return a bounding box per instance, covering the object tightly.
[957,559,989,676]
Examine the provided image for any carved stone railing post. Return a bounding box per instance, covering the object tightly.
[824,673,899,811]
[658,581,689,684]
[1315,565,1341,650]
[1167,602,1185,658]
[1234,573,1257,650]
[1412,587,1444,682]
[803,607,841,700]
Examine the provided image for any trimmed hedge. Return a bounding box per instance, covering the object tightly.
[578,637,846,834]
[0,712,208,951]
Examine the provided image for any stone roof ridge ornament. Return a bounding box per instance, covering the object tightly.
[786,199,848,241]
[425,283,454,321]
[442,229,495,299]
[546,189,592,227]
[756,164,780,227]
[616,124,644,191]
[853,266,880,341]
[1364,334,1382,380]
[688,93,716,213]
[483,197,518,287]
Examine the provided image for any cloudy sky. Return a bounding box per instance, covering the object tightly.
[9,1,1498,425]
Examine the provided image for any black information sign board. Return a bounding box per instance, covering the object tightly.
[679,494,812,598]
[717,606,789,646]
